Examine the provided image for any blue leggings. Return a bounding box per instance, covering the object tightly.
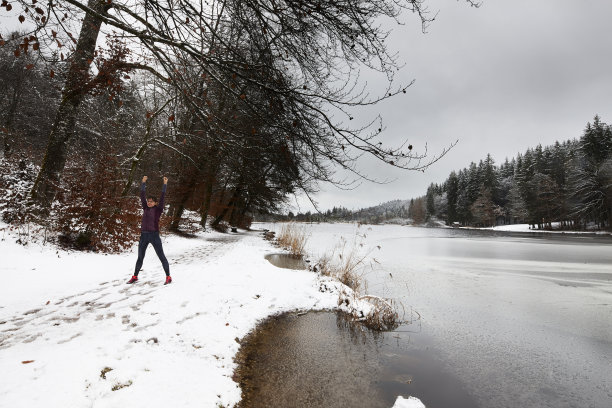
[134,231,170,276]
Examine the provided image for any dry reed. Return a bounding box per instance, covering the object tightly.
[312,232,402,331]
[275,222,308,256]
[312,235,369,292]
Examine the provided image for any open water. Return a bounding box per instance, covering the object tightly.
[242,224,612,408]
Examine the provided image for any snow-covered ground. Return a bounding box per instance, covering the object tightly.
[391,396,426,408]
[485,222,611,234]
[0,223,424,408]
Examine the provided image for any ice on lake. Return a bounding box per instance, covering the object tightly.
[258,222,612,408]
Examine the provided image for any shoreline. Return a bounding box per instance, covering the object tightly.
[0,225,345,407]
[464,223,612,236]
[1,221,412,408]
[255,221,612,236]
[234,227,423,408]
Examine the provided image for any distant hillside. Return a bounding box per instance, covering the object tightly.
[254,198,414,224]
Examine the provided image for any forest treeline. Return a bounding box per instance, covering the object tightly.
[0,0,453,251]
[422,116,612,230]
[278,115,612,230]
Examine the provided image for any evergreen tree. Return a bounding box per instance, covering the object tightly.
[533,144,546,175]
[467,162,480,202]
[531,173,561,228]
[426,183,436,219]
[446,171,459,224]
[516,149,539,226]
[580,116,612,165]
[455,170,472,224]
[470,186,495,227]
[570,116,612,228]
[507,181,528,224]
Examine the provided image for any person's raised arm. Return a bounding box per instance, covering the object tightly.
[158,176,168,209]
[140,176,148,209]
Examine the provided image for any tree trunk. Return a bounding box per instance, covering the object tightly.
[199,154,222,229]
[30,0,108,207]
[2,87,21,158]
[228,201,240,227]
[199,175,214,229]
[211,186,242,228]
[236,195,252,228]
[169,174,198,231]
[169,204,185,231]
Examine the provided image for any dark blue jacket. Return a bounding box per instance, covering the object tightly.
[140,182,166,232]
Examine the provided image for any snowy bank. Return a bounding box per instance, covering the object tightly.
[484,223,612,235]
[0,225,348,408]
[0,224,423,408]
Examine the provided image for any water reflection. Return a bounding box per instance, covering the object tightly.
[264,253,308,270]
[235,312,478,408]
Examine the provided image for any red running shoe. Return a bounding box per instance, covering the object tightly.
[164,276,172,285]
[127,275,138,284]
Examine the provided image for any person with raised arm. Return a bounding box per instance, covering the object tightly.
[127,176,172,285]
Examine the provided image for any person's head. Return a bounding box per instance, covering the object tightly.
[146,196,158,207]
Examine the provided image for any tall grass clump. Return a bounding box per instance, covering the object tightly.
[313,229,402,331]
[275,222,308,256]
[313,235,370,292]
[359,295,401,331]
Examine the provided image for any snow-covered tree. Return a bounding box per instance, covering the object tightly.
[570,116,612,228]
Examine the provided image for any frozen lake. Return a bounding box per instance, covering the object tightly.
[258,223,612,408]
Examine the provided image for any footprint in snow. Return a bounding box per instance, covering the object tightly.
[57,332,82,344]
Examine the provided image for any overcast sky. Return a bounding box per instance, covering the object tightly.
[294,0,612,212]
